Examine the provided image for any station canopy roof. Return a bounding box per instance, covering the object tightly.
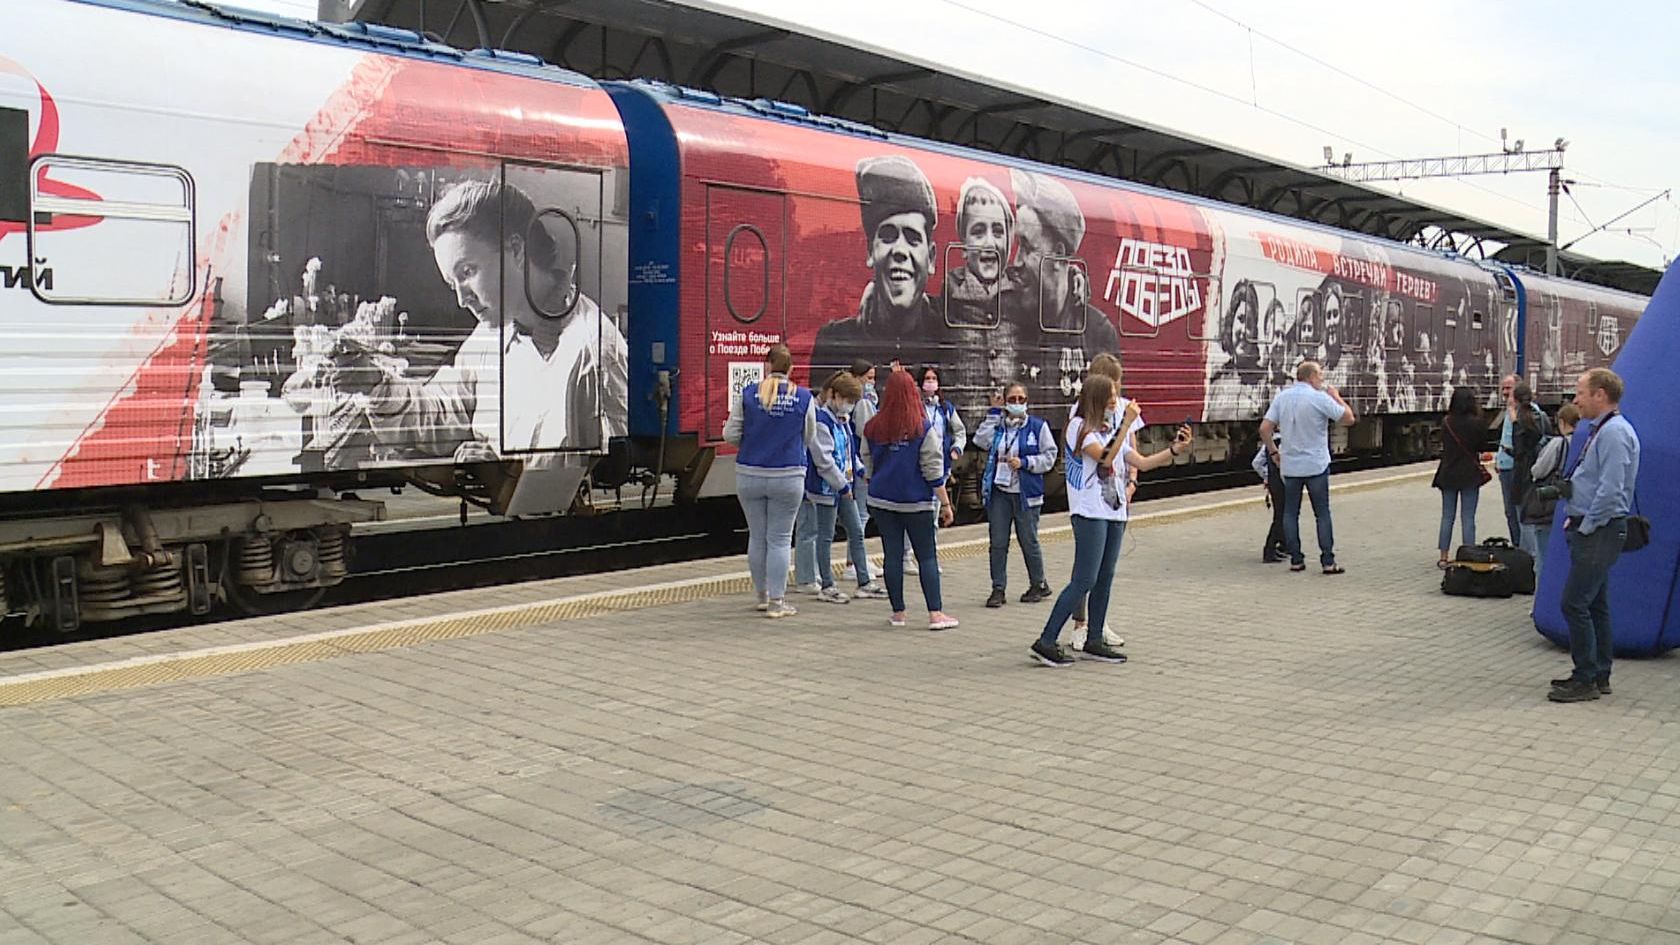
[341,0,1662,296]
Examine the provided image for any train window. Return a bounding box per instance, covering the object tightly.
[1442,306,1458,352]
[942,243,1000,329]
[27,156,196,306]
[0,108,25,224]
[526,208,582,320]
[1038,255,1088,335]
[722,223,770,323]
[1117,264,1159,339]
[1295,289,1319,346]
[1414,305,1435,354]
[1334,291,1363,351]
[1382,299,1405,350]
[1470,310,1485,330]
[1185,267,1219,341]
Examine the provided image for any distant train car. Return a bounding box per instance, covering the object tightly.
[1,0,630,628]
[1507,269,1645,405]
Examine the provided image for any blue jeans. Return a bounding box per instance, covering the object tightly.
[1282,471,1335,567]
[987,489,1046,591]
[1561,518,1627,684]
[1039,516,1126,646]
[1437,486,1479,553]
[872,506,941,613]
[794,499,837,589]
[1498,467,1521,544]
[738,473,804,601]
[1521,522,1546,576]
[835,493,872,586]
[797,494,873,588]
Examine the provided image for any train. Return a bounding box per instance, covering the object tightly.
[0,0,1648,631]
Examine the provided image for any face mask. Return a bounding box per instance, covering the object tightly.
[832,401,853,418]
[863,382,876,398]
[922,379,939,395]
[1005,402,1027,418]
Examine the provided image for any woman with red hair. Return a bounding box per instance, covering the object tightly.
[864,370,958,630]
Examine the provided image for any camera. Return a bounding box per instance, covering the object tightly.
[1534,480,1573,501]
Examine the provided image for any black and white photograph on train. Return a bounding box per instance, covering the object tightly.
[192,163,630,479]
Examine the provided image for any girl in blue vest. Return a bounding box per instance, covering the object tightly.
[864,370,959,630]
[793,371,888,602]
[910,365,966,575]
[1031,375,1190,666]
[842,358,880,583]
[974,382,1055,608]
[723,343,824,618]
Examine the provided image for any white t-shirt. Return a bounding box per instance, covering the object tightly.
[1065,415,1133,521]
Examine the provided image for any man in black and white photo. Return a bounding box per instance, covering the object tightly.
[1005,168,1119,408]
[810,155,943,380]
[356,177,628,462]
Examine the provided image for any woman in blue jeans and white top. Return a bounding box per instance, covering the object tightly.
[793,370,888,602]
[864,369,959,630]
[974,381,1056,608]
[1031,374,1190,667]
[723,343,825,619]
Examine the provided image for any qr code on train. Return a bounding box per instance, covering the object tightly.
[728,362,764,401]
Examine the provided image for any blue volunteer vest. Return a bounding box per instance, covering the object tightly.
[738,378,811,472]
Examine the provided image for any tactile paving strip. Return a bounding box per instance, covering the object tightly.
[0,470,1426,707]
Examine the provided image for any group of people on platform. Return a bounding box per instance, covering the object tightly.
[727,342,1643,694]
[724,344,1188,663]
[1426,367,1641,703]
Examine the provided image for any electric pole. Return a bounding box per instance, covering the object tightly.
[1316,131,1568,275]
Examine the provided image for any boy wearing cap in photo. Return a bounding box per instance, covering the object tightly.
[811,155,946,382]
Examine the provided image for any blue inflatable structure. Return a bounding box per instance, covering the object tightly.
[1533,259,1678,656]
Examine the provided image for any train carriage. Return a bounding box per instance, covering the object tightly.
[2,0,631,628]
[0,0,1653,632]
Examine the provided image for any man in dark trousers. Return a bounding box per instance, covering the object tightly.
[1255,432,1286,562]
[1549,368,1641,703]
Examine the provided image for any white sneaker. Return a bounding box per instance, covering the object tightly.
[755,597,769,612]
[793,582,822,596]
[888,612,907,627]
[766,600,798,619]
[853,582,888,599]
[842,563,857,581]
[903,556,919,575]
[816,585,850,604]
[1102,622,1125,647]
[928,613,959,631]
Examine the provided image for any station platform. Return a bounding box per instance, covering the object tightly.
[3,466,1678,945]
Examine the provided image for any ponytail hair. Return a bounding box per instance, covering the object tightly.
[758,343,795,410]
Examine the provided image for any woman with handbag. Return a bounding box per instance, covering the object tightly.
[1434,386,1489,568]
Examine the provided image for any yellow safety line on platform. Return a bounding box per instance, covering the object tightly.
[0,469,1428,708]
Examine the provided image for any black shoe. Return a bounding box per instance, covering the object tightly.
[985,588,1006,608]
[1262,552,1285,563]
[1020,582,1052,603]
[1030,639,1075,667]
[1548,679,1601,703]
[1080,641,1128,663]
[1550,675,1611,693]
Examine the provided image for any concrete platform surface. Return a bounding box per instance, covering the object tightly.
[3,467,1679,945]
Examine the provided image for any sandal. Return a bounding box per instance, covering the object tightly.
[1323,564,1346,575]
[1435,559,1450,570]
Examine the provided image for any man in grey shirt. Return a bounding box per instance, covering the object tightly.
[1259,360,1357,573]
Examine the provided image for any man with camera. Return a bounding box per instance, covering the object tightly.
[1543,368,1641,704]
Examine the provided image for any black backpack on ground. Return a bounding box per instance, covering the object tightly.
[1464,538,1535,595]
[1442,561,1514,598]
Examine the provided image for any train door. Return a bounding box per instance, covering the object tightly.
[1492,270,1519,376]
[703,185,786,442]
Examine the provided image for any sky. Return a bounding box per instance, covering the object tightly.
[239,0,1680,270]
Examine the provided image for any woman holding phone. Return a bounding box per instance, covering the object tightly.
[1031,375,1190,667]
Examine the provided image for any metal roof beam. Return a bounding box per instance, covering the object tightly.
[686,28,790,88]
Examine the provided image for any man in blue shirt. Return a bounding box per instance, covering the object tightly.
[1259,361,1356,573]
[1550,368,1641,703]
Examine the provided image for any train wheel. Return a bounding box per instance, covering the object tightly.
[222,577,326,617]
